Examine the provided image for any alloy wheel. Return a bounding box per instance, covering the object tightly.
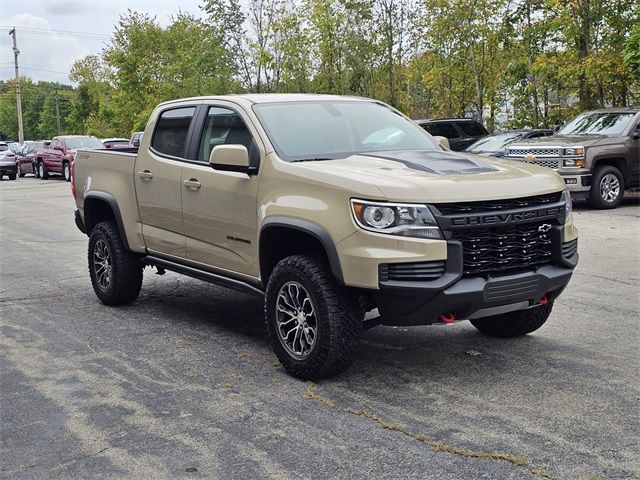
[39,163,44,178]
[600,173,620,203]
[275,281,318,359]
[64,163,70,181]
[93,239,113,291]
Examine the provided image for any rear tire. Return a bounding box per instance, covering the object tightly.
[470,302,553,338]
[18,163,25,177]
[265,254,363,379]
[88,221,143,306]
[589,165,624,209]
[8,171,16,180]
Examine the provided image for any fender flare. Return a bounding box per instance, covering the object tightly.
[83,191,132,251]
[260,217,345,285]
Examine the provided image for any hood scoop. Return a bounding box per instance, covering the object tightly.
[362,150,498,175]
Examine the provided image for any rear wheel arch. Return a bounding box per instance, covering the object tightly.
[259,218,344,287]
[83,193,132,250]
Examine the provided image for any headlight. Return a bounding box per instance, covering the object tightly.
[565,189,572,218]
[563,146,585,168]
[351,199,443,239]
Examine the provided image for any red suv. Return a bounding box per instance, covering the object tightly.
[37,135,103,181]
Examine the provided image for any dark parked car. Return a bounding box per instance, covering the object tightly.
[465,129,554,157]
[17,141,46,177]
[415,118,489,151]
[0,142,17,180]
[37,135,103,181]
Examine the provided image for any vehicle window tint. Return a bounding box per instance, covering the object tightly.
[152,107,196,158]
[455,122,486,136]
[198,106,253,162]
[429,123,459,139]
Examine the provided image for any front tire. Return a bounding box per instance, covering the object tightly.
[88,221,143,306]
[470,302,553,338]
[589,165,624,209]
[18,163,25,177]
[265,255,363,379]
[39,162,49,179]
[63,161,71,182]
[33,163,40,178]
[8,171,16,180]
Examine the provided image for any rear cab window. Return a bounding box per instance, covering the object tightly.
[151,107,197,158]
[426,122,459,139]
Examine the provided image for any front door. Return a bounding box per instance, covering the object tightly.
[135,106,197,259]
[181,104,261,279]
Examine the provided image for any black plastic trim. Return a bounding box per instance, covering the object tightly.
[143,255,264,296]
[259,217,345,285]
[83,191,132,250]
[74,209,86,234]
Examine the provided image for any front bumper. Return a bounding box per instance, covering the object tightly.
[0,164,17,175]
[373,242,578,326]
[561,172,591,201]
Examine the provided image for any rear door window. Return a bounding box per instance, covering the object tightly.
[151,107,196,158]
[455,121,486,136]
[429,123,459,139]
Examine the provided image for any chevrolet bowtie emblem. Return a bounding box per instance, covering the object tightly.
[538,224,552,233]
[524,153,536,163]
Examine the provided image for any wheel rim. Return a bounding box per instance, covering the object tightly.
[600,173,620,203]
[275,281,318,359]
[93,239,113,291]
[39,164,43,177]
[64,164,70,180]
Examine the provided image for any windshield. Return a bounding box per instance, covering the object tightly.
[65,137,104,149]
[557,112,635,136]
[466,132,523,153]
[253,101,440,161]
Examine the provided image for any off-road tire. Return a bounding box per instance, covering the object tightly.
[63,161,71,182]
[88,221,143,306]
[470,302,553,338]
[38,162,49,179]
[265,254,363,379]
[589,165,624,209]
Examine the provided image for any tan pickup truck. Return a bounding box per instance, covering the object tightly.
[72,94,578,379]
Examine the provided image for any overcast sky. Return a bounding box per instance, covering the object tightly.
[0,0,203,84]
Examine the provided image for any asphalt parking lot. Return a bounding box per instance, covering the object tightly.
[1,176,638,480]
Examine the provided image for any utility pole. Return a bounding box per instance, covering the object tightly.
[55,95,61,135]
[9,28,24,143]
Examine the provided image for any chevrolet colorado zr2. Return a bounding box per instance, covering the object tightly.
[72,94,579,379]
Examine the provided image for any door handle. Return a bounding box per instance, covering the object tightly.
[183,178,201,190]
[138,170,153,180]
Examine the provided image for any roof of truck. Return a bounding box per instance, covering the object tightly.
[157,93,375,108]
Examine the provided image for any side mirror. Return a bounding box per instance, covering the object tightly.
[53,145,64,152]
[44,141,51,147]
[433,135,450,150]
[632,130,640,140]
[209,144,253,174]
[132,139,140,147]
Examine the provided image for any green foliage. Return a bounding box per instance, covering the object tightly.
[1,0,637,139]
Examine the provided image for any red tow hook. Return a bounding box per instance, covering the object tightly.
[538,295,549,306]
[438,312,456,324]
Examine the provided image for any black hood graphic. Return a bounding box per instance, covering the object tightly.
[361,150,499,175]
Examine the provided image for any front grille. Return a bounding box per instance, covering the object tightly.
[531,159,560,169]
[451,222,554,276]
[562,239,578,258]
[380,261,445,282]
[509,148,561,156]
[433,192,562,215]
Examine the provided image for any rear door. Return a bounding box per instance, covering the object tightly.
[47,138,64,173]
[135,105,197,258]
[181,103,262,279]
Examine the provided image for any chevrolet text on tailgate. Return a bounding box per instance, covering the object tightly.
[73,94,579,379]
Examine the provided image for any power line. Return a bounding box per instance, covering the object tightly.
[0,25,111,41]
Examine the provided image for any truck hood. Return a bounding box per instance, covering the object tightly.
[295,149,565,203]
[509,134,611,147]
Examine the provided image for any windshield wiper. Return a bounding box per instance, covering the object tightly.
[290,157,333,163]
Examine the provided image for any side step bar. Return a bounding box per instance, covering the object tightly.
[142,255,264,297]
